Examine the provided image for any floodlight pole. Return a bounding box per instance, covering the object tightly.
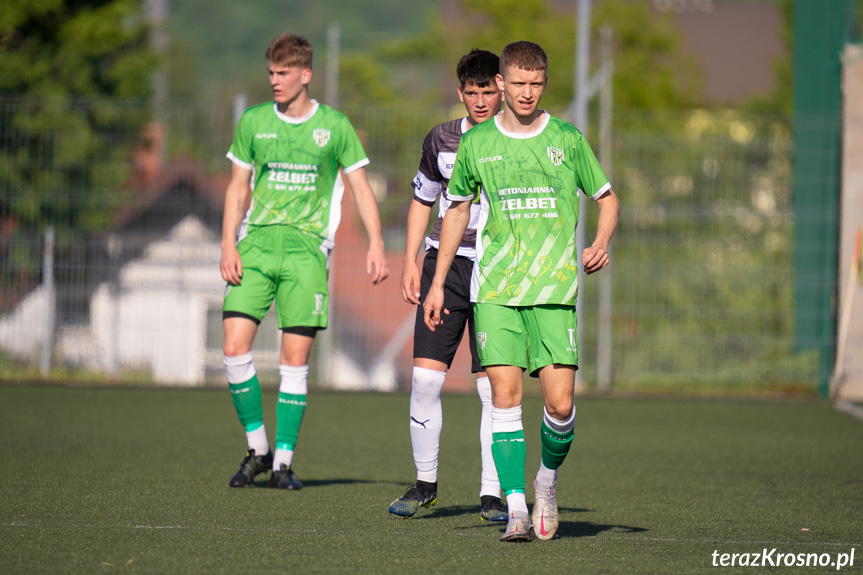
[573,0,591,387]
[145,0,169,167]
[318,22,341,385]
[597,27,614,391]
[325,23,341,109]
[573,0,615,390]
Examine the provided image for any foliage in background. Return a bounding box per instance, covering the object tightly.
[165,0,704,170]
[586,108,812,391]
[0,0,155,307]
[165,0,439,106]
[376,0,701,115]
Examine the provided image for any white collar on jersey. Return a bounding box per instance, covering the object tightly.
[493,110,550,139]
[273,99,320,124]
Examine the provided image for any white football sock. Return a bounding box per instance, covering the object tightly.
[246,424,270,455]
[409,366,446,483]
[273,448,294,471]
[506,492,529,515]
[476,376,501,498]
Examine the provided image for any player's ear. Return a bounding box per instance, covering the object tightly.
[495,73,504,91]
[457,84,465,103]
[301,68,313,85]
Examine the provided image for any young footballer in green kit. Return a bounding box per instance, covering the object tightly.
[424,40,620,542]
[220,33,389,490]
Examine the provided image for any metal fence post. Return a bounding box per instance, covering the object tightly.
[40,226,55,377]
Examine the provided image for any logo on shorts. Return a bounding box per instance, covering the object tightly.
[313,129,331,148]
[547,146,565,167]
[567,328,577,352]
[313,293,325,315]
[477,331,487,351]
[225,284,232,297]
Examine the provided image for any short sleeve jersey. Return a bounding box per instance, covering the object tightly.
[412,117,482,260]
[227,100,369,251]
[448,112,611,306]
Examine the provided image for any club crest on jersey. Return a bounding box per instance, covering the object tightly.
[313,129,331,148]
[477,331,487,350]
[547,146,565,167]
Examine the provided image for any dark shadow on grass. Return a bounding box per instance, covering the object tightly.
[555,521,648,539]
[419,505,591,522]
[300,478,380,488]
[423,507,646,541]
[245,477,382,489]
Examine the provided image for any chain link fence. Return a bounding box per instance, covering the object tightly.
[0,96,821,394]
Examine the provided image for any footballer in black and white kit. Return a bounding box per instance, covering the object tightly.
[389,49,507,522]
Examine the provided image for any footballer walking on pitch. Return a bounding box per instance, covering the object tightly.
[389,49,507,522]
[220,33,389,490]
[424,41,620,542]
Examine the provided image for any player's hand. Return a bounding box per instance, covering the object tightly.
[366,242,390,285]
[220,246,243,285]
[423,284,448,331]
[582,244,610,275]
[401,262,421,304]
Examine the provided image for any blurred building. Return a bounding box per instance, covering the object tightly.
[655,0,785,105]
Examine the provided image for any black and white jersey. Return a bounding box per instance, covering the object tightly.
[411,117,481,260]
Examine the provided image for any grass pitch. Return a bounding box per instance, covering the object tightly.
[1,384,861,574]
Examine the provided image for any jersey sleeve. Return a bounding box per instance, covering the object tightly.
[446,133,478,203]
[226,110,254,170]
[572,132,611,200]
[411,128,444,206]
[334,115,370,174]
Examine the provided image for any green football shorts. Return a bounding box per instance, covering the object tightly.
[223,225,329,329]
[473,303,578,376]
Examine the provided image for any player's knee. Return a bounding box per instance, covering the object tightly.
[545,402,573,421]
[491,392,521,409]
[223,341,251,357]
[411,366,446,400]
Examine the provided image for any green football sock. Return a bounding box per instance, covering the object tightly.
[275,393,307,451]
[540,420,573,470]
[492,430,527,495]
[229,374,263,429]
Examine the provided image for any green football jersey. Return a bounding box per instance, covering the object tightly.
[227,100,369,251]
[448,112,610,306]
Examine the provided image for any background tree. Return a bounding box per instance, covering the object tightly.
[377,0,701,115]
[0,0,155,309]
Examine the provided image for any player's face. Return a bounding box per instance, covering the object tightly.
[268,62,312,107]
[458,81,502,127]
[496,65,548,120]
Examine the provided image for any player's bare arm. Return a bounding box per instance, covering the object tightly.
[345,167,390,285]
[220,163,253,285]
[582,189,620,275]
[423,199,471,331]
[401,198,433,304]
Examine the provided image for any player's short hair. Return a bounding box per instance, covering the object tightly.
[500,41,548,74]
[266,33,313,69]
[456,49,500,88]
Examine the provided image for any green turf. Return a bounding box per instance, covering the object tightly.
[1,385,861,574]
